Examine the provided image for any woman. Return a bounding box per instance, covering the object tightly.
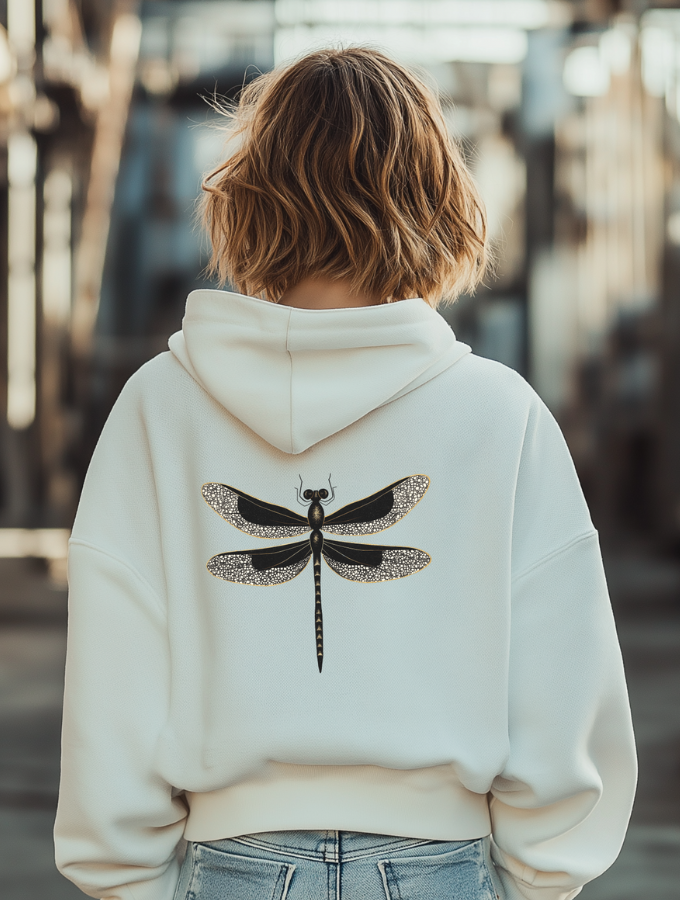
[55,48,636,900]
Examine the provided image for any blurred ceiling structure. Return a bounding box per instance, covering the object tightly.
[0,0,679,551]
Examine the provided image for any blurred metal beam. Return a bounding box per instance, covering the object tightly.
[71,1,141,357]
[0,527,69,558]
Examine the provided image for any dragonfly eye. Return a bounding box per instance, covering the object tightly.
[303,489,313,500]
[319,489,329,499]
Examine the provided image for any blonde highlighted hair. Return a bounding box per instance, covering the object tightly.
[202,47,487,306]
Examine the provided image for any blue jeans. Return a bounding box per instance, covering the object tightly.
[174,830,503,900]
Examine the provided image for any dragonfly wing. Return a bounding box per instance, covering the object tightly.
[322,538,430,583]
[207,540,312,586]
[202,483,309,538]
[323,475,429,536]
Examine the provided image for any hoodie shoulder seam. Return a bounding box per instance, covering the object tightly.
[512,530,598,585]
[68,538,166,616]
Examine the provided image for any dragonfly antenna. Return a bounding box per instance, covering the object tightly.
[323,474,337,505]
[295,474,306,506]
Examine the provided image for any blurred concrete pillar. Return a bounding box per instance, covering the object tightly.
[529,246,578,411]
[521,27,570,384]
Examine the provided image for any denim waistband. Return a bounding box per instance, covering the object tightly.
[211,830,473,862]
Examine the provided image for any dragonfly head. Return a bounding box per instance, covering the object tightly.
[303,488,327,501]
[297,476,336,506]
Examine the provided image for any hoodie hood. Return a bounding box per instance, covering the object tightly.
[168,289,470,454]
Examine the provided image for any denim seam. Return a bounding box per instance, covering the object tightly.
[377,837,484,865]
[336,849,340,900]
[327,851,333,900]
[279,862,296,900]
[378,860,400,900]
[337,840,435,861]
[186,843,200,900]
[226,835,435,862]
[378,861,390,900]
[325,829,338,863]
[476,839,499,900]
[224,838,329,863]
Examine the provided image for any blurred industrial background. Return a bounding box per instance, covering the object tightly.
[0,0,679,897]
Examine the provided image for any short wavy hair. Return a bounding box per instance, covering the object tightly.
[202,47,487,306]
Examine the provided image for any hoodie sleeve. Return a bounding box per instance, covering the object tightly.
[489,393,637,900]
[54,370,187,900]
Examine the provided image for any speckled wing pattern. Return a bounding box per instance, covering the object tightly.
[323,475,429,536]
[202,482,310,538]
[322,539,430,582]
[207,540,312,586]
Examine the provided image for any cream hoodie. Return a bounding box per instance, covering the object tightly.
[55,290,636,900]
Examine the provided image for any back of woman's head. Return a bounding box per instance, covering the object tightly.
[202,47,487,306]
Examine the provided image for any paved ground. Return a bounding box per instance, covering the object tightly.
[0,552,679,899]
[0,559,81,899]
[579,552,680,900]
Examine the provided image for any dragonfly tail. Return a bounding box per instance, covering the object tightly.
[314,552,323,672]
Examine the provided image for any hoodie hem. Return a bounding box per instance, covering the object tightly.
[183,761,491,842]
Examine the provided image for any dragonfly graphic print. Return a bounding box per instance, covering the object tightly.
[202,475,431,671]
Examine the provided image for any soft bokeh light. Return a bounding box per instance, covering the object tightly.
[7,131,37,430]
[563,45,610,97]
[274,25,529,65]
[274,0,570,29]
[42,170,73,326]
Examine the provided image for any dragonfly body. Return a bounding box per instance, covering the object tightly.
[304,491,327,670]
[202,475,431,672]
